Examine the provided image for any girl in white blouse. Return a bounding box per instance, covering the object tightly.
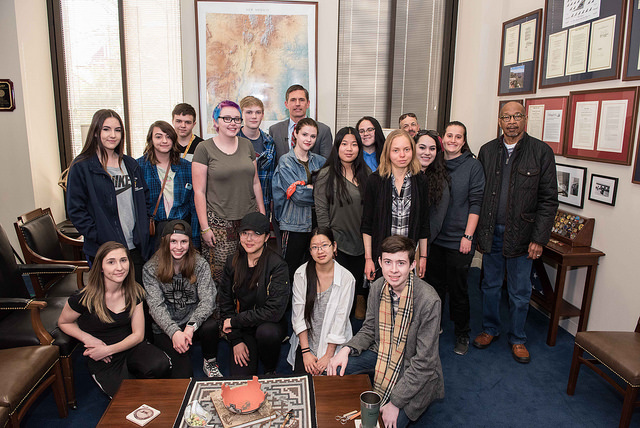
[287,227,355,374]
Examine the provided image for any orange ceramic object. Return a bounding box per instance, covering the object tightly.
[221,376,266,414]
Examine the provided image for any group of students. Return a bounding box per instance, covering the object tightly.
[58,89,488,427]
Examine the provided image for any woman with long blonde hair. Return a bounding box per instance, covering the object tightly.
[361,129,430,281]
[58,241,169,398]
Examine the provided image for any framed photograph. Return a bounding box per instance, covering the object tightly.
[524,96,568,155]
[588,173,618,205]
[497,99,524,138]
[0,79,15,112]
[556,163,587,208]
[565,87,638,165]
[623,0,640,80]
[539,0,627,89]
[497,9,542,96]
[195,0,318,139]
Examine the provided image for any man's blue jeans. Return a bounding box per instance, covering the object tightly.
[481,224,533,344]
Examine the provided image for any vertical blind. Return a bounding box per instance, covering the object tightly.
[59,0,183,159]
[336,0,446,131]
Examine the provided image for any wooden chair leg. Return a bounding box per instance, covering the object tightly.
[52,360,69,418]
[567,344,583,395]
[60,355,77,408]
[619,385,638,428]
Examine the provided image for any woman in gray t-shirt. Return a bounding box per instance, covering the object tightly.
[192,100,265,283]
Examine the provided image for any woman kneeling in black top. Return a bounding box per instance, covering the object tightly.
[58,241,169,398]
[219,212,290,376]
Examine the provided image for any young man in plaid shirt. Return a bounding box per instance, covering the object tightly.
[238,96,276,220]
[328,236,444,428]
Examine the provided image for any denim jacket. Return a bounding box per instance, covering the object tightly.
[272,150,326,232]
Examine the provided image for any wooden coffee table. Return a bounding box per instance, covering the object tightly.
[97,374,372,427]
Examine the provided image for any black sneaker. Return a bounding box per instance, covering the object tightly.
[454,336,469,355]
[203,358,223,377]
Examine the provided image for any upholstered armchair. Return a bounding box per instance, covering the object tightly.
[0,223,79,408]
[0,298,68,426]
[14,207,87,298]
[567,316,640,428]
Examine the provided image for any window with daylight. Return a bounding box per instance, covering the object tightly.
[49,0,183,166]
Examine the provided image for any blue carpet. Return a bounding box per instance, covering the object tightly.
[23,268,639,427]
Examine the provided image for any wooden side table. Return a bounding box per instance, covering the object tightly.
[531,239,605,346]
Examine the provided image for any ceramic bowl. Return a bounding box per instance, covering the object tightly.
[221,376,266,414]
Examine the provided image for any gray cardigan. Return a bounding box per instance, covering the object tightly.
[143,253,216,337]
[345,275,445,421]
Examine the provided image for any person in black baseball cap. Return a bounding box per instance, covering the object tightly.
[143,219,222,378]
[218,211,290,376]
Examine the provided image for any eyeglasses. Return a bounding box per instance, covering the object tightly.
[499,113,525,122]
[220,116,242,124]
[359,127,375,135]
[309,243,332,252]
[240,230,263,239]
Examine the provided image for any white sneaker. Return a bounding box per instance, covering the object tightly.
[203,358,223,377]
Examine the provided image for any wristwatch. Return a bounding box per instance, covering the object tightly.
[463,234,474,241]
[187,321,198,331]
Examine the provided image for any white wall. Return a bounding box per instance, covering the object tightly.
[452,0,640,332]
[180,0,338,132]
[0,0,64,249]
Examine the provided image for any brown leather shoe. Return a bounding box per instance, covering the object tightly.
[472,332,499,349]
[511,344,531,363]
[354,295,367,320]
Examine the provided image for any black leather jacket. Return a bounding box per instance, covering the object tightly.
[219,249,290,346]
[476,133,558,257]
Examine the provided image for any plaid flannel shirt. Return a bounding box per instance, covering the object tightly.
[391,172,412,237]
[136,155,200,246]
[240,128,276,208]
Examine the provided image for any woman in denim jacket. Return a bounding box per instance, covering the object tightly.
[272,118,326,282]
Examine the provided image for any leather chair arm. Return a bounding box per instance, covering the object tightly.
[0,298,52,345]
[18,264,78,275]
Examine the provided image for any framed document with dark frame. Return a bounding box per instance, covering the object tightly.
[588,173,618,205]
[497,99,524,138]
[0,79,15,112]
[195,0,318,139]
[556,163,587,208]
[565,87,638,165]
[623,0,640,80]
[633,142,640,183]
[524,96,568,155]
[498,9,542,96]
[539,0,627,89]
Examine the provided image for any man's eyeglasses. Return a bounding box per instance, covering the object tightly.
[499,113,525,122]
[220,116,242,124]
[359,127,375,135]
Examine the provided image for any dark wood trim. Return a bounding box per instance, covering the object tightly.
[46,0,73,170]
[385,0,398,129]
[117,0,132,155]
[437,0,458,132]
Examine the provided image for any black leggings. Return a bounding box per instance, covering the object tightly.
[153,317,219,378]
[229,322,286,376]
[336,250,366,296]
[282,231,311,284]
[87,341,170,398]
[425,243,474,338]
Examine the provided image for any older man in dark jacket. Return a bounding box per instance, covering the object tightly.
[473,101,558,364]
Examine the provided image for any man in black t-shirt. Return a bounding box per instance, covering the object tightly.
[172,103,203,162]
